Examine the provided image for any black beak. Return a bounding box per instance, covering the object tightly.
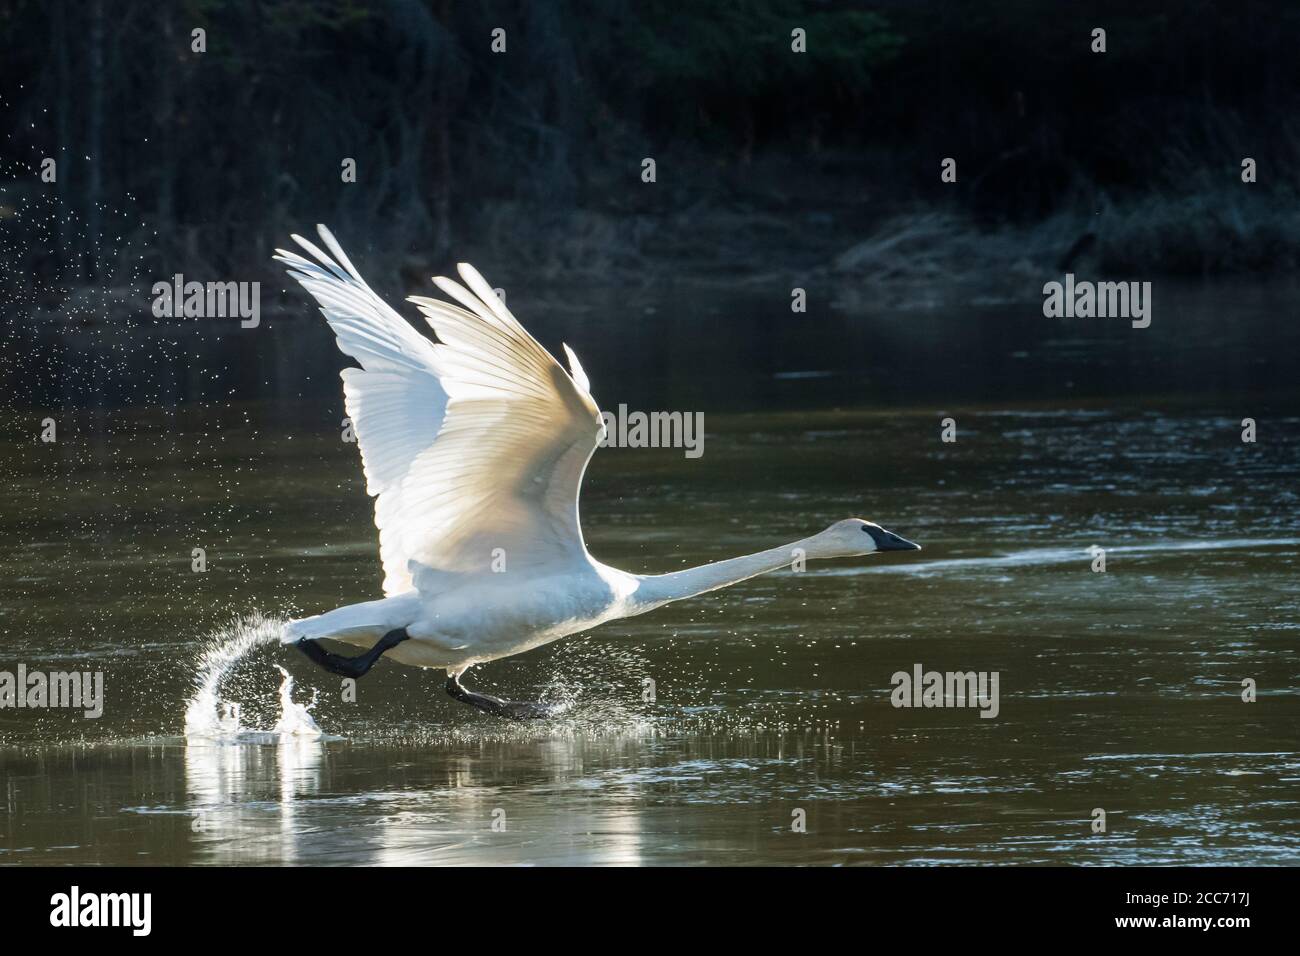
[868,527,922,552]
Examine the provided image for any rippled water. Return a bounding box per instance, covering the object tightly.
[1,396,1297,864]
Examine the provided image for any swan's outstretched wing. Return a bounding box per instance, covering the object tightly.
[275,225,603,596]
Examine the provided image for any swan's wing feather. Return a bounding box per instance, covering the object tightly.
[274,240,434,375]
[278,227,602,596]
[562,343,591,394]
[276,230,449,594]
[404,264,602,584]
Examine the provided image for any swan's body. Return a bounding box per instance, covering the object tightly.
[276,226,919,714]
[285,561,635,671]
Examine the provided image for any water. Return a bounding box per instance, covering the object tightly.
[1,280,1298,865]
[182,615,324,740]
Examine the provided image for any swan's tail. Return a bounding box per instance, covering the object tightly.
[279,593,419,647]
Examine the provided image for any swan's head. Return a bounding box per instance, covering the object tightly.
[808,518,921,558]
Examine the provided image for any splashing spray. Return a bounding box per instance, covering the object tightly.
[184,614,323,740]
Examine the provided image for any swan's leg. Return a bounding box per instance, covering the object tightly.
[444,670,561,720]
[295,628,410,679]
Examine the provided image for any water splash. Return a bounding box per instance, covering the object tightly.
[184,614,324,741]
[272,665,324,737]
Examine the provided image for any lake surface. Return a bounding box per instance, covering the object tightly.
[0,279,1297,865]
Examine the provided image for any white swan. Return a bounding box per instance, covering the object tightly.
[275,226,920,718]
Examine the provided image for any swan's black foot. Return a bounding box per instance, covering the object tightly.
[445,673,562,720]
[295,627,410,679]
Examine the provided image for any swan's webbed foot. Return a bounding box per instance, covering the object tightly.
[295,628,410,678]
[445,673,562,720]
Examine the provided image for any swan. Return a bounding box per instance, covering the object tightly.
[275,226,921,718]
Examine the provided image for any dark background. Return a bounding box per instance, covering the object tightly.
[1,0,1298,412]
[4,1,1299,282]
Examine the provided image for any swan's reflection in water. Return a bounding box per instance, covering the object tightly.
[8,403,1300,865]
[8,713,1300,864]
[182,733,647,865]
[185,735,325,865]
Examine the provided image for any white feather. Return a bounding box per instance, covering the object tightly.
[277,228,917,679]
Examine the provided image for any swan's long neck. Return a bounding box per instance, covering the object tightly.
[630,538,810,612]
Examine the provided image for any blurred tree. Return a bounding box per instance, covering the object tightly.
[615,0,901,162]
[0,0,1296,300]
